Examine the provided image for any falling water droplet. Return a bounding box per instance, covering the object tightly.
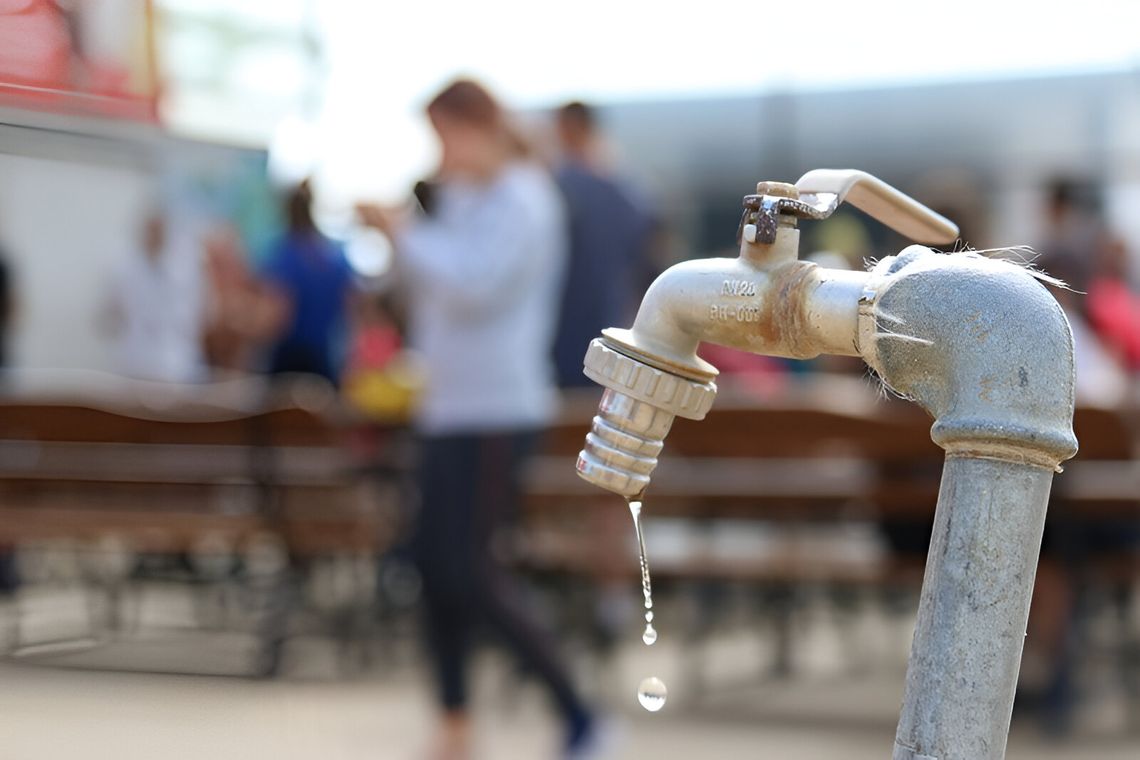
[630,501,658,648]
[630,500,666,707]
[637,676,668,712]
[628,499,654,618]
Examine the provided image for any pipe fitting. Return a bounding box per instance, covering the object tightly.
[576,339,717,497]
[859,246,1078,469]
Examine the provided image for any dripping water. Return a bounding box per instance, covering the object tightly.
[629,497,666,711]
[628,498,657,646]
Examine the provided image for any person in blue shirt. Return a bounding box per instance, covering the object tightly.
[262,180,354,385]
[552,101,655,388]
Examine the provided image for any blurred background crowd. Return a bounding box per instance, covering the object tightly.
[1,1,1140,759]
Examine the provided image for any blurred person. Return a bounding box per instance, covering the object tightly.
[343,293,402,376]
[1034,178,1135,390]
[357,79,598,760]
[202,224,288,374]
[1035,178,1108,296]
[1022,280,1133,732]
[261,180,354,385]
[341,293,417,420]
[551,101,654,388]
[105,211,206,383]
[1087,238,1140,371]
[1054,284,1130,405]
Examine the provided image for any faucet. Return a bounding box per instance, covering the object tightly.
[575,170,1078,760]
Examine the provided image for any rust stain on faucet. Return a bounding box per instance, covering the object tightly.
[753,260,817,355]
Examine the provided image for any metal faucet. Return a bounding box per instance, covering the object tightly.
[575,169,1078,760]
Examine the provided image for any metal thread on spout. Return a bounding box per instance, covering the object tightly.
[576,389,674,498]
[577,338,716,498]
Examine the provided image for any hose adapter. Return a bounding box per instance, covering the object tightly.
[575,338,716,498]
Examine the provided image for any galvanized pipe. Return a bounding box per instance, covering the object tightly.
[861,248,1078,760]
[892,457,1054,760]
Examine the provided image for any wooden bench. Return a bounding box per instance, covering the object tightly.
[521,378,938,586]
[1049,405,1140,589]
[0,390,395,559]
[519,378,1140,689]
[0,381,409,675]
[521,378,1139,584]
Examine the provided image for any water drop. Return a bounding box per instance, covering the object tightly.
[637,676,667,712]
[645,610,654,623]
[628,499,655,616]
[642,623,658,646]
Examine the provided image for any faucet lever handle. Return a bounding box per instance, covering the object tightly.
[795,169,959,245]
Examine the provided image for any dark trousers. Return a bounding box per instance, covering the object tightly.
[268,343,337,386]
[414,430,588,727]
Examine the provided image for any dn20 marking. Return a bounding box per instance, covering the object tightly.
[721,279,757,296]
[710,303,761,322]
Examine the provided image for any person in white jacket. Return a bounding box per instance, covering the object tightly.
[106,212,206,384]
[358,79,598,760]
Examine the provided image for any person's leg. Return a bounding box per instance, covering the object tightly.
[414,435,480,757]
[469,432,593,746]
[0,547,18,595]
[1029,555,1076,731]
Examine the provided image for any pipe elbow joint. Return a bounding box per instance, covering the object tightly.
[860,246,1078,469]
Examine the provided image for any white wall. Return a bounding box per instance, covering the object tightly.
[0,152,155,371]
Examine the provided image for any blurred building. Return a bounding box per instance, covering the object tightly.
[0,1,282,374]
[594,71,1140,266]
[155,0,323,146]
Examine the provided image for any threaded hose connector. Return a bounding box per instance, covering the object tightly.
[576,338,717,497]
[577,389,674,497]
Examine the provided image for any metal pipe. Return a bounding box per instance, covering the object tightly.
[861,248,1078,760]
[893,457,1054,760]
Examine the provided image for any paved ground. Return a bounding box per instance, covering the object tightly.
[0,647,1137,760]
[1,586,1137,759]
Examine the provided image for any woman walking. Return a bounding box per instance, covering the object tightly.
[359,79,598,760]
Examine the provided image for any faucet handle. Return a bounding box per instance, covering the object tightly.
[794,169,959,245]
